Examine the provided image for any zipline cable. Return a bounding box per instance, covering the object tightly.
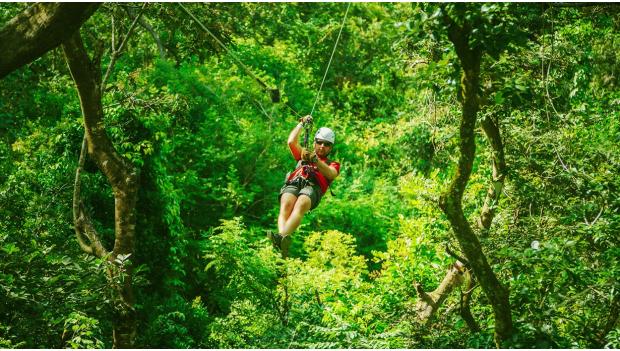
[310,2,351,116]
[178,3,351,120]
[177,3,281,103]
[178,3,305,118]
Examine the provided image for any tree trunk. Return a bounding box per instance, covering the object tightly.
[478,116,507,232]
[439,14,513,346]
[0,3,99,78]
[62,32,139,349]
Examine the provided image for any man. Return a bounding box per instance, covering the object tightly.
[269,115,340,258]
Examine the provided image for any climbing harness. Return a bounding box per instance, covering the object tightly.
[284,117,317,188]
[285,119,337,197]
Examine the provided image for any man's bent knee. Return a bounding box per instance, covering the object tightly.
[280,193,297,208]
[295,194,313,213]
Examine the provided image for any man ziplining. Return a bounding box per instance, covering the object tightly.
[178,4,349,259]
[269,115,340,258]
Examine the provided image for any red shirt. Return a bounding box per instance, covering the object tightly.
[288,144,340,194]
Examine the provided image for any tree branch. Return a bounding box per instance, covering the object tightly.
[445,243,470,267]
[460,270,481,332]
[414,264,466,325]
[0,3,99,78]
[478,115,507,232]
[101,2,148,92]
[63,29,140,348]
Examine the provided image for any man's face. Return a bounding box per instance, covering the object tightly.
[314,139,333,157]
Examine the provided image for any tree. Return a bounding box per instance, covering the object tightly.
[438,6,514,345]
[405,3,533,345]
[62,32,140,348]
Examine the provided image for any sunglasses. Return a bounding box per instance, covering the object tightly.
[315,140,332,147]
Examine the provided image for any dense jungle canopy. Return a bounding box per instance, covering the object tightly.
[0,2,619,349]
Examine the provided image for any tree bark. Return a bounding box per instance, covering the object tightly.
[73,134,109,258]
[438,14,514,346]
[460,270,481,333]
[62,32,139,349]
[478,116,507,232]
[414,262,466,324]
[0,2,99,78]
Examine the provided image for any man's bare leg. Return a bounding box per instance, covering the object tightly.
[281,195,312,236]
[278,193,297,234]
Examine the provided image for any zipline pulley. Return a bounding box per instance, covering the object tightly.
[302,118,313,149]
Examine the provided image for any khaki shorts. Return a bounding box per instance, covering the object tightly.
[279,182,322,210]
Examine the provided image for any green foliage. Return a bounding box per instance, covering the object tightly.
[62,311,105,349]
[1,2,619,349]
[501,240,591,347]
[606,328,620,349]
[201,218,278,314]
[208,299,281,348]
[142,295,211,348]
[0,322,25,348]
[414,3,531,58]
[0,111,110,347]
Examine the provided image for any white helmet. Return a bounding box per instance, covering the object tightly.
[314,127,335,145]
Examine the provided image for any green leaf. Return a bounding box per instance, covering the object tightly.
[2,243,20,255]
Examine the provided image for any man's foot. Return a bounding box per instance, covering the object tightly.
[267,231,283,251]
[280,235,291,259]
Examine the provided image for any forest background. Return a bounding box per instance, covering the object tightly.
[0,2,618,349]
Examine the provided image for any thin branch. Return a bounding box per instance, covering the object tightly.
[584,205,605,226]
[478,115,507,232]
[101,2,148,92]
[545,59,560,116]
[111,14,116,54]
[73,133,91,254]
[122,4,165,59]
[464,281,479,295]
[445,243,470,267]
[544,6,561,118]
[253,99,274,121]
[460,271,480,333]
[553,145,570,172]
